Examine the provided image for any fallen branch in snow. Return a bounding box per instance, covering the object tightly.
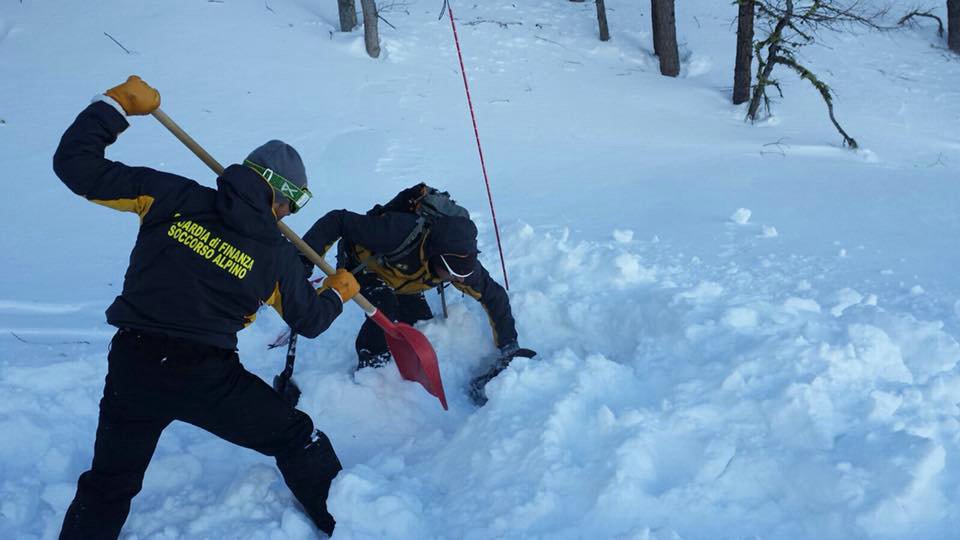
[10,332,91,345]
[897,9,944,37]
[103,32,131,54]
[463,19,523,29]
[923,153,949,167]
[535,35,564,47]
[875,67,915,82]
[761,138,790,157]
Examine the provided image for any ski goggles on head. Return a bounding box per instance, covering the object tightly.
[243,159,312,214]
[438,253,475,279]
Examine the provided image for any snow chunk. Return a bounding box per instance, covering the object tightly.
[730,208,751,225]
[761,225,778,238]
[886,316,960,383]
[329,466,427,538]
[722,307,758,330]
[869,390,903,421]
[673,281,724,304]
[821,324,913,385]
[783,297,821,313]
[614,253,656,286]
[831,288,864,317]
[612,229,634,243]
[768,382,840,450]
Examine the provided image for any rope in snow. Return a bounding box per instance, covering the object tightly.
[442,0,510,290]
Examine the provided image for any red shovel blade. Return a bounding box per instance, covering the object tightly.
[369,310,448,410]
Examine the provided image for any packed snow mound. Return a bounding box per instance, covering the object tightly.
[319,223,960,539]
[6,222,959,539]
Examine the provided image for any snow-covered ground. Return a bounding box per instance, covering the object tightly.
[2,0,960,538]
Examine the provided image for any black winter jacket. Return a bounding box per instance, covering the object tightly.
[302,208,518,348]
[53,101,342,349]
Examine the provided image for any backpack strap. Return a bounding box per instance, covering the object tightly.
[349,215,428,276]
[379,216,428,265]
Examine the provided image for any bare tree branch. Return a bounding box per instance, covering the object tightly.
[773,53,858,147]
[103,32,132,54]
[898,9,944,37]
[378,14,397,30]
[747,0,880,148]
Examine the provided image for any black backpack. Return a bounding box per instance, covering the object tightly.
[367,183,470,266]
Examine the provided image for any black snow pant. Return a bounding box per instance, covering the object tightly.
[59,329,342,539]
[355,273,434,369]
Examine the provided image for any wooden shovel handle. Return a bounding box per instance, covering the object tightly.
[151,108,378,315]
[276,221,377,314]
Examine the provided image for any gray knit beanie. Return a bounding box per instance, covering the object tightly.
[245,140,308,203]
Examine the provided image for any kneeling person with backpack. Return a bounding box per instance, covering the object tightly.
[302,184,535,402]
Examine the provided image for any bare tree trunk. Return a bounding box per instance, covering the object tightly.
[338,0,357,32]
[651,0,679,77]
[949,0,960,53]
[733,0,755,104]
[360,0,380,58]
[651,0,662,56]
[596,0,610,41]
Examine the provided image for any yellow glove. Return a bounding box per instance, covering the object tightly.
[322,269,360,303]
[105,75,160,116]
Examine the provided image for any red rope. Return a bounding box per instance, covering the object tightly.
[447,3,509,290]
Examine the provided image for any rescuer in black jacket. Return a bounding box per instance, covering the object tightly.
[302,185,532,373]
[53,76,359,539]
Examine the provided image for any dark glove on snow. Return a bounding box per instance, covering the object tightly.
[498,341,537,358]
[468,343,538,406]
[497,342,537,365]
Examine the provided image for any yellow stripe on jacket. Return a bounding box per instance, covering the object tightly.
[90,195,155,222]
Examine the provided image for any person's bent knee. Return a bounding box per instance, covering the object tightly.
[261,408,316,458]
